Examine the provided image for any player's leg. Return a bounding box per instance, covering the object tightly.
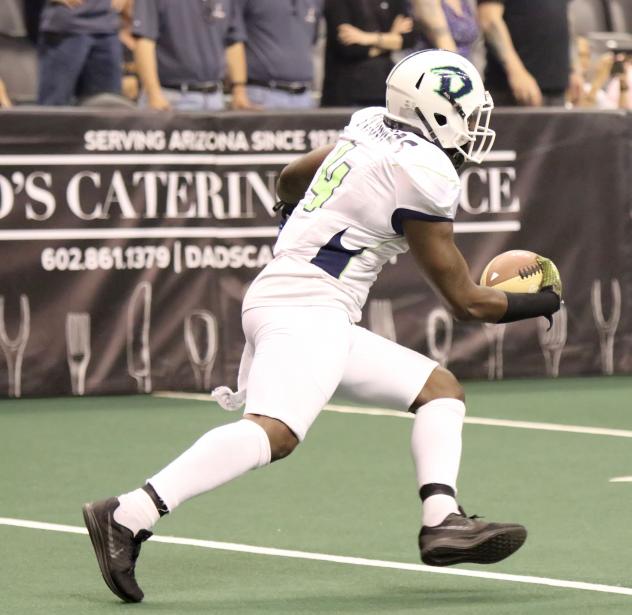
[409,366,465,527]
[336,326,462,522]
[411,370,527,566]
[83,305,352,602]
[337,326,526,566]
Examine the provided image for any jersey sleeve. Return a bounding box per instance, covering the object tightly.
[132,0,159,40]
[226,0,246,46]
[390,143,461,235]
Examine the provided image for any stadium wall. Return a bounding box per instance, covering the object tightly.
[0,108,630,397]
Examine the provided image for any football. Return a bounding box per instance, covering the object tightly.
[480,250,543,293]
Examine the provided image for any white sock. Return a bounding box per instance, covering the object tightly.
[113,488,160,537]
[112,419,271,536]
[147,419,271,511]
[411,398,466,527]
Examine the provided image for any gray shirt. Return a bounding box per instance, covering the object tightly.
[133,0,246,85]
[39,0,119,34]
[240,0,322,84]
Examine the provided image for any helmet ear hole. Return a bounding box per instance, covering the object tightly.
[434,113,447,126]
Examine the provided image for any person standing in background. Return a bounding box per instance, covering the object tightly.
[37,0,125,105]
[477,0,581,107]
[118,0,139,102]
[410,0,479,61]
[321,0,416,107]
[133,0,255,111]
[240,0,323,109]
[24,0,47,44]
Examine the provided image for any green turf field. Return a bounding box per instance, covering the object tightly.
[2,377,632,614]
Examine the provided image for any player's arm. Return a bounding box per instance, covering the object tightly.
[277,144,335,204]
[403,219,560,323]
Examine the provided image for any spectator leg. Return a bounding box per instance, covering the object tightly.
[37,32,91,105]
[78,33,122,100]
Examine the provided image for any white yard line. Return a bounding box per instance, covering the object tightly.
[1,516,631,597]
[152,392,632,439]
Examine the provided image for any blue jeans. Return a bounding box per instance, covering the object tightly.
[139,88,225,111]
[37,32,122,105]
[246,85,315,109]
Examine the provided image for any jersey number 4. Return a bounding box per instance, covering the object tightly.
[304,142,355,212]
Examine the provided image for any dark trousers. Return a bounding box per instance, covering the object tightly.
[37,31,122,105]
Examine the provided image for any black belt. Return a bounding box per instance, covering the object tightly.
[247,79,310,94]
[163,81,221,93]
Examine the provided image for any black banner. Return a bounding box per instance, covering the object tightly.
[0,108,630,397]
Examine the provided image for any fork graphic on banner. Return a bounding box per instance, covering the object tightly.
[66,312,91,396]
[591,279,621,375]
[537,304,568,377]
[0,295,30,398]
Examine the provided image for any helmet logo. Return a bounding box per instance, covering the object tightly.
[430,66,473,100]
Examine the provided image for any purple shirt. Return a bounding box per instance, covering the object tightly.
[414,0,479,60]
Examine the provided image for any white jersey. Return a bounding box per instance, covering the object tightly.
[243,107,461,323]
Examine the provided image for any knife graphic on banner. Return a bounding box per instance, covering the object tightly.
[368,299,397,342]
[483,322,506,380]
[127,281,152,393]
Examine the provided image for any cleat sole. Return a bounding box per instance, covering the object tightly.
[421,526,527,567]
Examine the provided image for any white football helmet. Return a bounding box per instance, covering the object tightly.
[385,50,495,164]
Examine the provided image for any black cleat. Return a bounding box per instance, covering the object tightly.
[82,497,152,603]
[419,508,527,567]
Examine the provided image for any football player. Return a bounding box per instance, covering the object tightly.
[83,50,562,603]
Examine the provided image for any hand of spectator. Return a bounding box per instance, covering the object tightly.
[122,76,139,102]
[51,0,84,7]
[0,79,12,109]
[230,85,261,111]
[593,53,615,86]
[148,91,171,111]
[567,70,584,105]
[390,15,413,35]
[337,24,374,47]
[508,67,543,106]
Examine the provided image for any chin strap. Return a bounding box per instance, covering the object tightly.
[383,115,426,139]
[444,148,466,170]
